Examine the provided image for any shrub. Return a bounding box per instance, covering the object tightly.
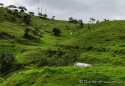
[52,28,61,36]
[37,57,48,67]
[23,28,33,39]
[0,31,15,39]
[0,53,16,75]
[23,14,31,25]
[38,48,79,67]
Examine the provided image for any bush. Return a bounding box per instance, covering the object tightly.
[37,57,48,67]
[37,48,79,67]
[0,31,15,39]
[23,28,32,39]
[52,28,61,36]
[0,53,16,75]
[23,14,31,25]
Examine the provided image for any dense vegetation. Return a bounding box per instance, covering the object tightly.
[0,6,125,86]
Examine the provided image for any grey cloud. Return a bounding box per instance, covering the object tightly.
[24,0,88,11]
[11,0,125,22]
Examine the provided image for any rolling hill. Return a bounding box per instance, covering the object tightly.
[0,7,125,86]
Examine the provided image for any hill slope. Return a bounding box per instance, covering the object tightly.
[0,7,125,86]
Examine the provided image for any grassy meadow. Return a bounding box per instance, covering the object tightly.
[0,7,125,86]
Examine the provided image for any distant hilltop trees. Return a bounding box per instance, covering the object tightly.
[29,12,34,16]
[7,5,17,9]
[0,4,32,25]
[18,6,27,12]
[0,3,4,7]
[38,8,48,19]
[0,3,49,19]
[69,17,84,28]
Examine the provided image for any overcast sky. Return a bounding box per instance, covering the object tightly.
[0,0,125,22]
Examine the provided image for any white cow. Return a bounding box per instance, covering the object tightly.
[74,62,92,67]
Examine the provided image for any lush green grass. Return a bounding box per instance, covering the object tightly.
[1,7,125,85]
[0,65,124,86]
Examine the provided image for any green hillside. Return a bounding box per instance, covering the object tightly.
[0,7,125,86]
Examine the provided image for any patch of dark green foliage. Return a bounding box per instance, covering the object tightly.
[0,53,16,76]
[37,48,79,67]
[52,28,61,36]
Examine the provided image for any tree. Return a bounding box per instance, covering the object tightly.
[52,28,61,36]
[43,14,47,19]
[38,13,43,18]
[23,28,43,39]
[11,9,19,22]
[23,28,32,39]
[18,6,27,12]
[96,20,99,23]
[8,5,17,9]
[52,16,55,20]
[79,19,83,28]
[69,17,78,24]
[0,3,4,7]
[32,28,39,36]
[29,12,34,16]
[73,19,78,25]
[69,17,73,23]
[23,14,31,25]
[0,53,16,74]
[90,17,95,23]
[88,23,90,30]
[0,7,8,21]
[31,28,43,39]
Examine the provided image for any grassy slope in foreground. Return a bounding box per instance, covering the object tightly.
[0,65,125,86]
